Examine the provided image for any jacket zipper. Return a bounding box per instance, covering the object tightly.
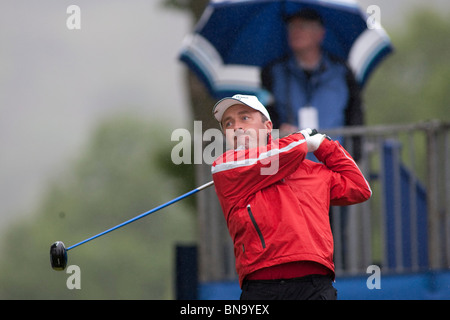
[246,205,266,249]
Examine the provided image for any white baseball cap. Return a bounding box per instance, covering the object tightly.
[213,94,271,123]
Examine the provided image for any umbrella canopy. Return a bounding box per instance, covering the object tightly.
[179,0,393,99]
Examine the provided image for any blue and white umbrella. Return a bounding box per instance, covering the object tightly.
[179,0,393,99]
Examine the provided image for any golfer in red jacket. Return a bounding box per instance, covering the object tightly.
[211,94,372,300]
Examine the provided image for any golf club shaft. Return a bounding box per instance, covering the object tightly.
[66,180,214,251]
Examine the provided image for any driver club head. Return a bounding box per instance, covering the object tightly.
[50,241,67,271]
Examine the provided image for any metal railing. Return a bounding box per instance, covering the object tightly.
[196,120,450,281]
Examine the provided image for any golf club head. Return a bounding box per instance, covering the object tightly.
[50,241,67,271]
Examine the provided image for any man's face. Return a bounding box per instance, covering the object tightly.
[221,104,273,150]
[287,18,325,53]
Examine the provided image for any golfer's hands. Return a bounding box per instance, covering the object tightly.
[300,128,326,153]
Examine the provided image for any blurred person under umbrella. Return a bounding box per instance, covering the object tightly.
[261,8,363,139]
[179,0,392,104]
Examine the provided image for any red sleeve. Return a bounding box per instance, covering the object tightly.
[314,138,372,206]
[212,132,308,208]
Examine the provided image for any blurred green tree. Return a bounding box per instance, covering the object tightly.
[365,9,450,125]
[0,115,196,299]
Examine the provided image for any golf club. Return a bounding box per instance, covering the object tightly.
[50,180,214,271]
